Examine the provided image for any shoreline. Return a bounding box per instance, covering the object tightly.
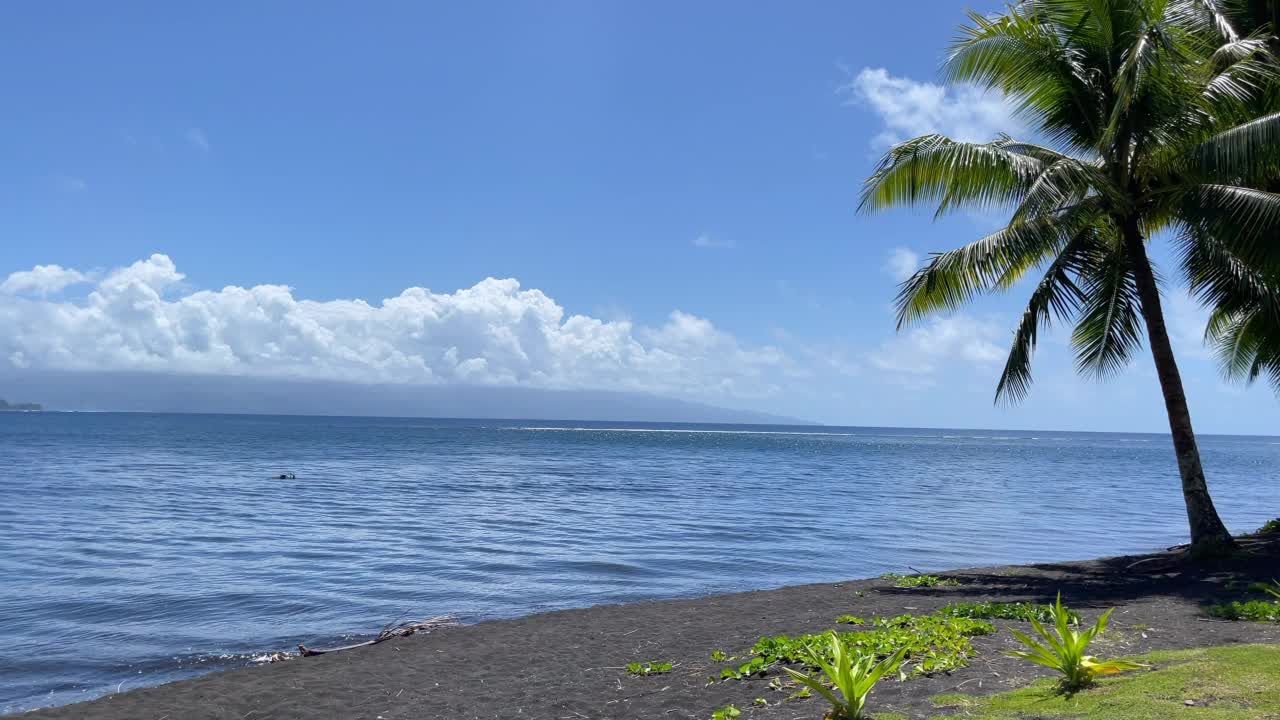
[13,535,1280,720]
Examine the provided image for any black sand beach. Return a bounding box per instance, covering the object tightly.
[16,535,1280,720]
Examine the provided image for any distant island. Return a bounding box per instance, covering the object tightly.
[0,398,42,411]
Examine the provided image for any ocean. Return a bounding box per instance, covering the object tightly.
[1,412,1277,713]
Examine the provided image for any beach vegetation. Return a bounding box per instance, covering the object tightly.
[880,573,959,589]
[782,631,907,720]
[1208,599,1280,622]
[1208,580,1280,621]
[1004,594,1143,691]
[626,660,673,676]
[749,612,994,677]
[929,644,1280,719]
[940,600,1078,624]
[710,704,740,720]
[858,0,1280,558]
[709,649,728,662]
[836,614,866,624]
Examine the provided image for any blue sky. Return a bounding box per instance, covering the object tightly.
[1,1,1277,433]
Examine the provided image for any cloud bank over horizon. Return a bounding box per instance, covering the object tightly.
[0,254,807,402]
[0,254,1025,415]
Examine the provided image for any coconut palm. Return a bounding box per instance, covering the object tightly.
[860,0,1280,555]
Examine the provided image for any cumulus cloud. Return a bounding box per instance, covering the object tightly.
[692,234,736,249]
[0,254,800,401]
[869,314,1006,378]
[883,247,921,282]
[847,67,1018,147]
[0,264,90,296]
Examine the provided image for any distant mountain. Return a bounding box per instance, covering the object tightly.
[0,398,41,411]
[0,370,809,425]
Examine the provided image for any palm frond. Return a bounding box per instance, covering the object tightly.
[859,135,1050,216]
[1071,238,1145,378]
[995,228,1096,404]
[895,205,1097,329]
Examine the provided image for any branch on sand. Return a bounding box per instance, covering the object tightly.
[298,615,456,657]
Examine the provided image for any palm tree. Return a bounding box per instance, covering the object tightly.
[860,0,1280,556]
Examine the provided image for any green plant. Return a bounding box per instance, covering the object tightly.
[1004,594,1144,691]
[940,600,1079,624]
[1258,518,1280,535]
[782,631,907,720]
[880,573,959,589]
[626,661,673,676]
[719,655,769,680]
[710,704,740,720]
[752,697,767,707]
[836,614,866,625]
[709,649,727,662]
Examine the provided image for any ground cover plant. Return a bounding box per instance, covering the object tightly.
[879,573,959,589]
[1208,579,1280,622]
[939,600,1079,624]
[730,611,994,681]
[626,660,673,676]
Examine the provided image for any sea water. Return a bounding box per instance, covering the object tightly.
[1,413,1277,712]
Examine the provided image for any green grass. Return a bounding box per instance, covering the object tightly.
[927,644,1280,719]
[938,600,1079,624]
[880,573,960,589]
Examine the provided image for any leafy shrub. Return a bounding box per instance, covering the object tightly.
[880,573,959,589]
[1004,594,1144,691]
[1257,518,1280,534]
[626,660,672,676]
[782,631,907,720]
[940,600,1079,624]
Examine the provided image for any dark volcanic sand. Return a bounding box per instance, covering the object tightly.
[16,535,1280,720]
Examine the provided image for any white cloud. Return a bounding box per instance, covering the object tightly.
[883,247,921,282]
[0,264,90,296]
[186,128,210,153]
[692,234,736,249]
[847,67,1018,147]
[869,314,1006,378]
[0,254,800,401]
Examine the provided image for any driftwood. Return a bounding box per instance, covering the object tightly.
[297,615,455,657]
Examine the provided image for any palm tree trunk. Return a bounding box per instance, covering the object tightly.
[1122,221,1235,556]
